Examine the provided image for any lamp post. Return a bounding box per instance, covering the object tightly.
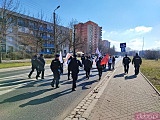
[53,5,60,54]
[73,25,76,55]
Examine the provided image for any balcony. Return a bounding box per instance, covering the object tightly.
[43,44,54,48]
[42,36,48,40]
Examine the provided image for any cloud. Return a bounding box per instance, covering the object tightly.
[128,26,152,33]
[107,38,143,51]
[102,26,154,51]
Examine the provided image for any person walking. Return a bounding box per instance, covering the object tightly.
[108,55,112,70]
[50,54,62,88]
[96,57,103,80]
[69,54,82,91]
[67,56,72,80]
[28,55,39,78]
[84,56,92,79]
[112,56,116,69]
[123,54,131,74]
[132,53,142,75]
[81,54,85,67]
[36,54,45,79]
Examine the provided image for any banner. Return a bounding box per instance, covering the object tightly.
[95,47,102,57]
[59,51,63,63]
[64,53,72,66]
[101,54,109,65]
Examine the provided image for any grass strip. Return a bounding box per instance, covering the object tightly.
[140,59,160,92]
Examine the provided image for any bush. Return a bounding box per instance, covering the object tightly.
[144,50,160,60]
[44,54,55,58]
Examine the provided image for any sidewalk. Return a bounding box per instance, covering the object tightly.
[64,61,160,120]
[88,62,160,120]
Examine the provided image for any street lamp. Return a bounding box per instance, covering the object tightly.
[73,25,76,55]
[53,5,60,54]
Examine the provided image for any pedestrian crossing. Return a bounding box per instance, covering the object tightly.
[0,59,113,96]
[0,68,53,95]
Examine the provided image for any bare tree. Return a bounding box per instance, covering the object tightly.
[0,0,20,63]
[67,19,84,54]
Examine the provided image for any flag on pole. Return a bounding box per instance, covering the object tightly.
[96,47,102,57]
[64,53,72,66]
[59,51,63,63]
[101,54,109,65]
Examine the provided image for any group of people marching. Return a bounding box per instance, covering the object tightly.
[28,54,45,80]
[123,53,142,75]
[28,52,142,92]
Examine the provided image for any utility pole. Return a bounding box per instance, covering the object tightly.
[73,25,76,55]
[53,6,60,54]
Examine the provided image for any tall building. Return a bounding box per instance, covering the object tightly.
[75,21,102,54]
[101,40,110,48]
[0,8,70,55]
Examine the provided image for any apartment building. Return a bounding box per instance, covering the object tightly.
[101,40,110,48]
[0,8,70,55]
[75,21,102,54]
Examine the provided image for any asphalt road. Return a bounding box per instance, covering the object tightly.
[0,63,108,120]
[0,58,121,120]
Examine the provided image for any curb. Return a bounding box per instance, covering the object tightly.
[64,61,121,120]
[140,72,160,96]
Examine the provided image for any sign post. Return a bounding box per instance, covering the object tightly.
[120,43,126,52]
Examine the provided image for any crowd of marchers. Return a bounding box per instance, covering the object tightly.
[28,53,142,91]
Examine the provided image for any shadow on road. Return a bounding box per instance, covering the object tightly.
[124,75,137,80]
[19,88,72,107]
[78,79,98,90]
[0,88,53,104]
[114,73,125,78]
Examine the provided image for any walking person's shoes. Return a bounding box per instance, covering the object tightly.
[99,77,101,80]
[41,77,44,79]
[72,88,76,91]
[68,78,70,80]
[36,76,38,80]
[56,85,59,88]
[28,75,31,78]
[51,82,54,87]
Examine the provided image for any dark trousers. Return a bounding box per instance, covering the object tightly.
[28,67,38,77]
[85,69,90,78]
[68,69,71,79]
[108,63,112,70]
[36,70,44,78]
[52,71,60,87]
[72,72,78,90]
[134,65,140,75]
[98,68,102,78]
[124,64,129,73]
[61,63,63,74]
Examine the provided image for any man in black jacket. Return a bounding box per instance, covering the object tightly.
[28,55,39,78]
[84,56,92,79]
[67,56,72,80]
[132,53,142,75]
[96,57,103,80]
[123,54,131,74]
[36,54,45,79]
[69,54,82,91]
[50,54,62,88]
[81,54,85,67]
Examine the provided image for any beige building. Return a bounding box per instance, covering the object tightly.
[0,8,70,55]
[75,21,102,54]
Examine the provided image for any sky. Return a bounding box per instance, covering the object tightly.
[7,0,160,51]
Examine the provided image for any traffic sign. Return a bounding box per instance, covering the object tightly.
[121,47,126,52]
[120,43,126,48]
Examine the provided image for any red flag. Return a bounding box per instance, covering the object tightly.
[100,54,109,65]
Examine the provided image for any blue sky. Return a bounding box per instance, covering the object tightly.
[16,0,160,51]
